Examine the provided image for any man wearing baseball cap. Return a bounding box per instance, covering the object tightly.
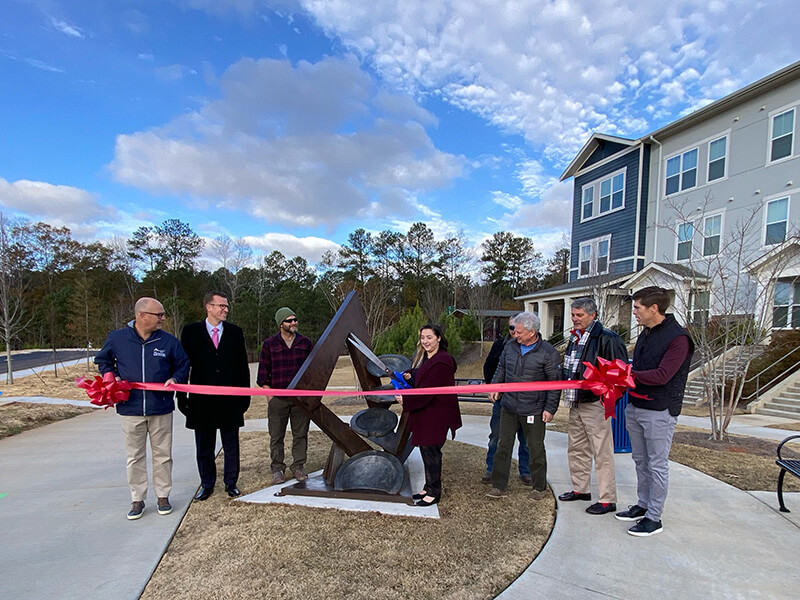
[256,307,314,484]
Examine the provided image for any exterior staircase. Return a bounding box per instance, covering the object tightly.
[754,379,800,419]
[683,345,766,407]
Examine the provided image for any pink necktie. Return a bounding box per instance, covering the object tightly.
[212,327,219,348]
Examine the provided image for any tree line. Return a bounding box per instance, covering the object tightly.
[0,213,569,373]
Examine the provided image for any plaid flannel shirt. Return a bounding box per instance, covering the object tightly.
[256,332,314,392]
[561,320,597,408]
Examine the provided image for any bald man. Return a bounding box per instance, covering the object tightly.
[95,297,190,520]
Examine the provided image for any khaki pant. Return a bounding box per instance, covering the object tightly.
[567,401,617,503]
[120,413,173,502]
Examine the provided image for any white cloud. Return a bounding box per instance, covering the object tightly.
[242,232,340,262]
[288,0,799,164]
[50,18,85,39]
[154,64,197,81]
[0,178,107,222]
[110,56,466,229]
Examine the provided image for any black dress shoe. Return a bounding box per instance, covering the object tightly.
[558,490,591,502]
[415,496,440,507]
[194,487,214,501]
[412,492,427,500]
[226,486,241,498]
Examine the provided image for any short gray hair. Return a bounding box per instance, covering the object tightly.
[513,311,540,333]
[571,297,597,316]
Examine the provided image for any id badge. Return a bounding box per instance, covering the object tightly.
[527,415,535,424]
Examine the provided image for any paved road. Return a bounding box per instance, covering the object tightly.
[0,350,96,374]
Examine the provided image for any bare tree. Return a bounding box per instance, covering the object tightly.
[662,194,799,439]
[209,235,253,303]
[0,214,32,383]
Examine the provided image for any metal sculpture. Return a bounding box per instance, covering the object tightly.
[274,291,415,503]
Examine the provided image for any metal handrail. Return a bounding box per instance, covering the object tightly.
[741,357,800,404]
[743,343,800,385]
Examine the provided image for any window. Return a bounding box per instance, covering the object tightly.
[703,214,722,256]
[708,137,727,181]
[773,280,800,328]
[771,109,795,162]
[580,169,625,220]
[582,187,593,220]
[578,236,611,278]
[765,197,789,245]
[666,148,698,195]
[690,290,710,326]
[677,222,693,261]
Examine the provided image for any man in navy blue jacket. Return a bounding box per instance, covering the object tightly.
[95,297,190,520]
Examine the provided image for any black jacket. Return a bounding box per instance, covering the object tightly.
[564,320,629,403]
[491,338,561,416]
[631,314,695,416]
[177,321,251,429]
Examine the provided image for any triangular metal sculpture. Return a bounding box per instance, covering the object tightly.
[275,291,413,503]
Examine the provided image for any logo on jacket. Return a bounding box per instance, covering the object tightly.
[153,348,166,357]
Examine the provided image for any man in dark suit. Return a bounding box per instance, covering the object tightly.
[178,291,251,500]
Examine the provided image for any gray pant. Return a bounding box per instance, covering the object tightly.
[625,403,677,522]
[492,407,547,492]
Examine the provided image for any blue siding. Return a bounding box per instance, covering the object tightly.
[583,140,634,169]
[570,146,642,281]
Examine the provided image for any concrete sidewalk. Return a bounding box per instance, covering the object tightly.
[1,409,799,599]
[0,409,198,600]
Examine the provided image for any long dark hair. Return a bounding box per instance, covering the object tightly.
[412,323,449,368]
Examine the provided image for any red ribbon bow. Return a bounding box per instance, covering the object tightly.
[581,357,636,419]
[76,372,132,409]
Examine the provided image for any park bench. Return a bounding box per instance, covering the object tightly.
[776,434,800,512]
[455,378,490,402]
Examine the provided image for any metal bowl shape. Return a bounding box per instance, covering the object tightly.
[366,354,412,378]
[333,450,405,494]
[349,407,399,437]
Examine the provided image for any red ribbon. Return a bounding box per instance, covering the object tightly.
[76,372,132,409]
[79,361,636,419]
[580,357,636,419]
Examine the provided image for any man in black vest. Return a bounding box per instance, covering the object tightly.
[179,291,251,500]
[616,287,694,537]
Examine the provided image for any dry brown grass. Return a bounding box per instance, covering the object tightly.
[142,431,553,600]
[0,361,99,402]
[766,421,800,431]
[0,401,93,438]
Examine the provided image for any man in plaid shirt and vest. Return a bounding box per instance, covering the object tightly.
[558,297,628,515]
[257,307,314,485]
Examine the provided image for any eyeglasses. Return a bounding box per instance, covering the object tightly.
[509,325,515,330]
[283,318,298,323]
[142,311,165,319]
[208,303,230,310]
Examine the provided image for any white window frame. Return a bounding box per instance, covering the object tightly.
[578,235,611,278]
[579,168,626,222]
[689,289,710,326]
[702,213,723,257]
[764,195,790,246]
[665,147,698,196]
[768,106,796,164]
[582,187,594,220]
[707,135,728,182]
[676,221,694,262]
[772,279,800,329]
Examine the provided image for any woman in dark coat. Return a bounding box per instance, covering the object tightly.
[398,324,462,506]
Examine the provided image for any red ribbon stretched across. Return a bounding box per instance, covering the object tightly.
[78,361,636,419]
[76,372,133,409]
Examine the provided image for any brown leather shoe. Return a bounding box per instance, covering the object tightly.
[292,468,308,482]
[272,471,286,485]
[481,470,492,484]
[157,497,172,515]
[530,489,549,501]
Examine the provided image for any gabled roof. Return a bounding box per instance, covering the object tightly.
[746,239,800,274]
[452,309,518,318]
[559,133,636,181]
[621,262,710,289]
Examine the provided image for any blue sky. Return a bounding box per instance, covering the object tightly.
[1,0,799,271]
